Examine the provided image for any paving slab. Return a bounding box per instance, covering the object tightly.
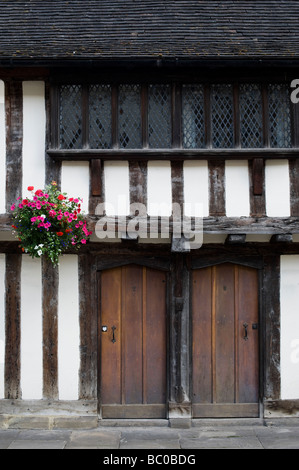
[65,429,121,449]
[8,439,66,449]
[0,430,20,449]
[255,426,299,449]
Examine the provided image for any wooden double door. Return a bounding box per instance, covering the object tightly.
[99,264,167,419]
[192,263,260,417]
[99,262,259,419]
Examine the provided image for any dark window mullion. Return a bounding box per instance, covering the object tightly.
[262,84,270,148]
[204,84,211,148]
[290,83,299,148]
[233,83,240,148]
[51,85,59,149]
[111,84,119,149]
[172,83,182,148]
[141,85,148,148]
[82,84,89,149]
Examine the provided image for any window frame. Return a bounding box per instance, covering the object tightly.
[48,77,299,162]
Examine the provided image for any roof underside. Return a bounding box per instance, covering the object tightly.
[0,0,299,63]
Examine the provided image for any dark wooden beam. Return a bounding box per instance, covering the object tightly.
[47,148,299,161]
[42,257,58,400]
[208,160,225,216]
[5,254,21,399]
[5,80,23,211]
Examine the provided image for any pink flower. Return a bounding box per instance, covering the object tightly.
[57,215,62,221]
[31,217,37,223]
[10,204,15,211]
[81,239,87,244]
[49,210,56,217]
[74,198,79,203]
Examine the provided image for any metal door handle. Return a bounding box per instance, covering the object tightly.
[112,326,116,343]
[243,322,248,341]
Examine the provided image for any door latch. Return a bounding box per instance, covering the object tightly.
[243,322,248,340]
[112,326,116,343]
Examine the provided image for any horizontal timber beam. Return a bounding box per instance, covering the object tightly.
[87,215,299,235]
[1,214,299,236]
[47,148,299,161]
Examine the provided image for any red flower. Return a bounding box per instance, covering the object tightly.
[35,189,43,196]
[22,199,28,205]
[27,186,34,191]
[57,194,65,201]
[56,232,64,236]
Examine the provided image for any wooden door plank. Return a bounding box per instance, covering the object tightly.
[144,267,167,404]
[100,268,122,404]
[122,265,143,405]
[192,267,213,404]
[214,264,235,404]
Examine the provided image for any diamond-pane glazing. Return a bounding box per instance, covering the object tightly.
[211,84,234,148]
[89,84,112,149]
[268,84,292,148]
[148,85,171,148]
[59,85,82,149]
[240,83,263,148]
[182,84,205,148]
[118,84,142,149]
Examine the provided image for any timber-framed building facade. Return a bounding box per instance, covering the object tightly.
[1,0,299,428]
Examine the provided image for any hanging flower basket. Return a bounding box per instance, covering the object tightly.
[10,181,92,266]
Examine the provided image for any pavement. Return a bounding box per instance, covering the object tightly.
[1,419,299,450]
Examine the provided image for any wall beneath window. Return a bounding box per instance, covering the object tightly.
[22,81,46,195]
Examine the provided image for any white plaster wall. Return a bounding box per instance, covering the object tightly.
[20,256,43,400]
[58,255,80,400]
[265,160,290,217]
[104,161,130,216]
[61,161,90,214]
[0,80,5,214]
[22,82,46,195]
[0,254,5,399]
[225,160,250,217]
[147,161,172,216]
[280,255,299,400]
[184,161,209,217]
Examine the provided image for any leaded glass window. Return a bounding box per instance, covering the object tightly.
[240,84,263,148]
[148,84,171,148]
[182,84,205,149]
[119,84,142,149]
[268,84,292,148]
[59,85,82,149]
[211,84,234,148]
[56,81,293,151]
[89,84,112,149]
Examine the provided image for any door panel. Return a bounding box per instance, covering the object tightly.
[99,265,167,418]
[192,263,259,418]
